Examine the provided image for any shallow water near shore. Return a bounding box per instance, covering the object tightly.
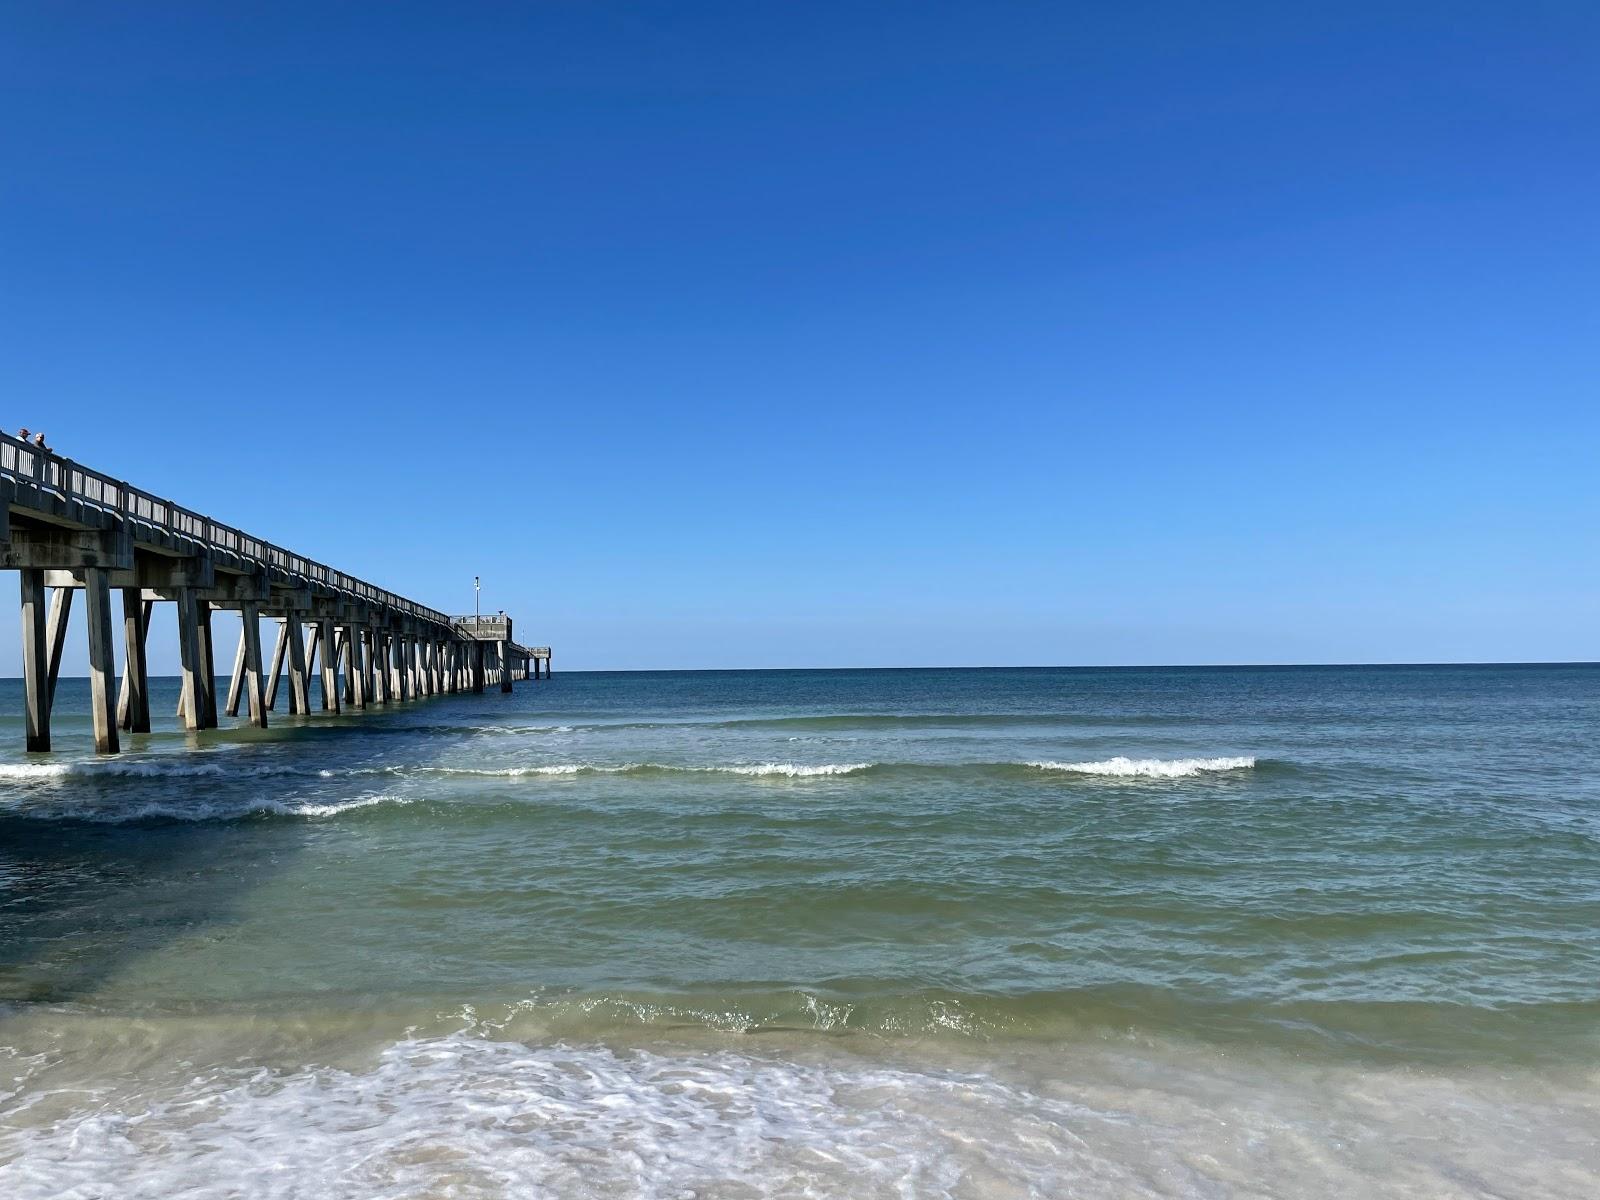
[2,665,1598,1197]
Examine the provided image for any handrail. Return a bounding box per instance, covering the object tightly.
[0,431,455,626]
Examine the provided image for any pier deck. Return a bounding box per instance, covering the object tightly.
[2,432,549,753]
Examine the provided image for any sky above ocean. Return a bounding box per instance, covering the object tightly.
[3,2,1596,672]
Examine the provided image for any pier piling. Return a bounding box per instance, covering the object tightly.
[3,433,548,752]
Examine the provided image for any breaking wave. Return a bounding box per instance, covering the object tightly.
[4,1026,1592,1200]
[1027,755,1256,778]
[404,762,877,779]
[0,791,411,824]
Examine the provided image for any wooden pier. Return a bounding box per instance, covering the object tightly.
[2,433,550,754]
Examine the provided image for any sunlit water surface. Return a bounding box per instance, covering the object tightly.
[2,666,1597,1197]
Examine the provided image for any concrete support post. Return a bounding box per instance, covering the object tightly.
[376,631,388,701]
[500,639,513,693]
[319,618,340,713]
[240,603,267,728]
[392,633,408,701]
[347,626,367,709]
[472,641,485,694]
[225,626,248,717]
[286,619,310,715]
[337,630,354,706]
[362,631,377,704]
[119,591,151,733]
[176,587,203,732]
[20,569,50,752]
[264,620,288,711]
[195,598,218,729]
[44,587,73,712]
[366,631,383,704]
[303,623,320,711]
[84,567,120,754]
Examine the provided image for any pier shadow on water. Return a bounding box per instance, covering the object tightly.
[0,675,463,1012]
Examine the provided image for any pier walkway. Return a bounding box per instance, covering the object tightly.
[2,432,550,754]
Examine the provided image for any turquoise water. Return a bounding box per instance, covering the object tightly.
[2,665,1597,1196]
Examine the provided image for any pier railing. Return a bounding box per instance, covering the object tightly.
[0,432,450,624]
[451,615,511,637]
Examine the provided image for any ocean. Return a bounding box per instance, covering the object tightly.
[1,664,1596,1197]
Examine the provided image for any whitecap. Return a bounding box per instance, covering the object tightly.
[715,762,872,777]
[3,791,412,824]
[1028,755,1256,778]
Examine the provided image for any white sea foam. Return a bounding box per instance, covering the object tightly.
[2,1032,1593,1200]
[717,762,872,777]
[0,791,411,824]
[0,758,875,794]
[1028,755,1256,778]
[281,793,412,819]
[0,762,75,781]
[406,762,874,779]
[0,758,299,782]
[469,724,576,735]
[0,1037,1076,1199]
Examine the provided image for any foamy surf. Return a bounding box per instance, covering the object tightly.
[0,791,412,824]
[0,758,314,783]
[403,762,876,779]
[1028,755,1256,778]
[2,1030,1592,1200]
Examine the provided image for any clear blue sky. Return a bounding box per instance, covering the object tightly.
[4,2,1596,673]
